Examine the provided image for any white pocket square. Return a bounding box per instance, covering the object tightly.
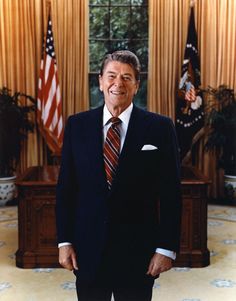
[141,144,158,151]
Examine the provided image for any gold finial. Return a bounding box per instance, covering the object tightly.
[190,0,196,7]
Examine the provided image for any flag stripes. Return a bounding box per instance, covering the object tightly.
[185,82,196,102]
[37,14,63,154]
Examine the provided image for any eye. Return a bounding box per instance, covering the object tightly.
[123,76,132,81]
[108,74,115,80]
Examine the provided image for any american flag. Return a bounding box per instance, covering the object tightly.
[37,14,63,154]
[175,7,204,161]
[185,82,196,102]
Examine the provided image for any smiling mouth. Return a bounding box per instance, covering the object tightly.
[110,91,125,95]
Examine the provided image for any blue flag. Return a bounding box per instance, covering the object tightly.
[176,7,204,162]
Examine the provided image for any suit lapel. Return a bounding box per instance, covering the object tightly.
[85,106,108,192]
[120,105,148,161]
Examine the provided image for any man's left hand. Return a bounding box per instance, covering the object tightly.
[146,253,173,277]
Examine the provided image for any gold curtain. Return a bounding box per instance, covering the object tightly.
[0,0,89,172]
[148,0,236,197]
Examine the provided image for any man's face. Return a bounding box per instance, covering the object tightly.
[99,61,139,113]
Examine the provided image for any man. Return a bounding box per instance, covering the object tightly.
[56,50,182,301]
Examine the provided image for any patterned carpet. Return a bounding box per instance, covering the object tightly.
[0,205,236,301]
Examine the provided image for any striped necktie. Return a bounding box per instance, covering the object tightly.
[104,117,121,189]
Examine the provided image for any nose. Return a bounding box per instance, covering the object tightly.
[113,75,124,87]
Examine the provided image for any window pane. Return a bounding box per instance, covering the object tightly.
[110,0,130,5]
[131,0,148,5]
[90,41,109,72]
[134,74,147,109]
[128,40,148,71]
[90,0,109,5]
[110,7,130,39]
[89,74,104,109]
[131,7,148,38]
[90,7,109,38]
[109,40,129,52]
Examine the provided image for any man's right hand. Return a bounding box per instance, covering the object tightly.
[59,245,78,271]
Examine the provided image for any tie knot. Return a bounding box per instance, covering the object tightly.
[110,117,121,127]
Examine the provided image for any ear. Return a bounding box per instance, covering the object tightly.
[99,75,103,92]
[134,80,140,95]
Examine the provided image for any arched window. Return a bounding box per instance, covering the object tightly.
[89,0,148,109]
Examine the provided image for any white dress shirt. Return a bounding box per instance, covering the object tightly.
[59,103,176,260]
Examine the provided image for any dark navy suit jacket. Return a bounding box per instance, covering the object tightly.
[56,104,182,282]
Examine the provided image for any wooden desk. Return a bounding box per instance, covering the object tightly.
[16,165,210,268]
[176,166,210,267]
[16,166,60,268]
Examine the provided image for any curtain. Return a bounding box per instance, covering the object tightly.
[148,0,236,197]
[0,0,89,172]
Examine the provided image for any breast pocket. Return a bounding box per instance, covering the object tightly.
[139,149,160,164]
[138,149,161,178]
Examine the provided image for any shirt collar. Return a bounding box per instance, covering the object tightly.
[103,103,133,127]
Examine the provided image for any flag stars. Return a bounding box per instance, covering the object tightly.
[176,112,204,127]
[45,19,56,59]
[186,43,198,53]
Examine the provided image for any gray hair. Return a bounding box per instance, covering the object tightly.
[99,50,141,81]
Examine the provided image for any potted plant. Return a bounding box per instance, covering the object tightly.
[0,87,35,206]
[203,85,236,201]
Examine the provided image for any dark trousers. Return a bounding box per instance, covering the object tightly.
[75,252,154,301]
[76,274,154,301]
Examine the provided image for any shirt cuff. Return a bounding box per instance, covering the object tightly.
[155,248,176,260]
[58,242,72,248]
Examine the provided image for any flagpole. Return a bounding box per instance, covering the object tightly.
[46,0,51,12]
[36,1,51,164]
[42,1,51,50]
[46,1,51,25]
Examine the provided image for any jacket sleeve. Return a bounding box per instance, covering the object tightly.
[157,117,182,252]
[56,116,76,244]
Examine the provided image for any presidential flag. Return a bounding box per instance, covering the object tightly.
[37,14,63,154]
[176,7,204,162]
